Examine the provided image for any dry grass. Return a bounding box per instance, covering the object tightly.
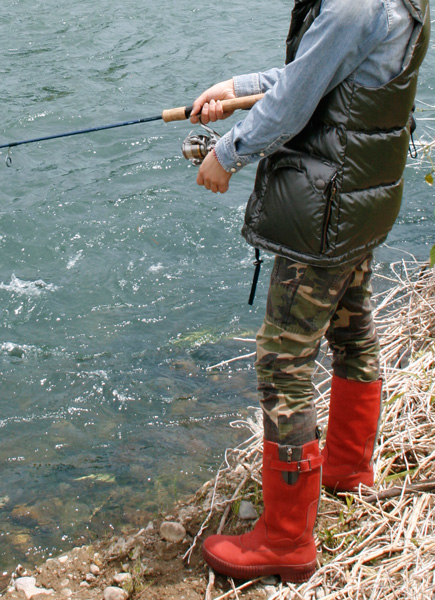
[192,260,435,600]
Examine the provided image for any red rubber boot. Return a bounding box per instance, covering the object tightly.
[202,438,322,583]
[322,375,382,492]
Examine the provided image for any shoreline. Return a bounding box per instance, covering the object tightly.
[2,260,434,600]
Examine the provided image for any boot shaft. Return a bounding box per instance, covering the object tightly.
[261,438,322,544]
[322,375,382,490]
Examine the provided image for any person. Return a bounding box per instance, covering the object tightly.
[190,0,430,584]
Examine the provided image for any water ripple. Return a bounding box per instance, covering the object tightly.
[0,274,58,296]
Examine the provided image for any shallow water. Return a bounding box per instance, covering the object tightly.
[0,0,434,572]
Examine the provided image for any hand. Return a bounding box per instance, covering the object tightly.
[190,79,236,125]
[197,150,232,194]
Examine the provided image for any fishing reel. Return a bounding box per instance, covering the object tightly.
[182,122,221,166]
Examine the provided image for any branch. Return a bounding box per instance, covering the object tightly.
[362,480,435,504]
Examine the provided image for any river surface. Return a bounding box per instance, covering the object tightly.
[0,0,434,572]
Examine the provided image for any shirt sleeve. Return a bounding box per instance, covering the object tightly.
[214,0,389,173]
[233,68,285,97]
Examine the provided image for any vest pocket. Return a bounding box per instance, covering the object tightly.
[244,149,339,258]
[320,173,338,254]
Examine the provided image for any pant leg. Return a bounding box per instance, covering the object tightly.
[255,253,375,446]
[325,254,380,382]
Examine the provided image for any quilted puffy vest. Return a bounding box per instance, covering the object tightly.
[242,0,430,266]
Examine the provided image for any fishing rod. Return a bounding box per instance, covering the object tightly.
[0,94,264,166]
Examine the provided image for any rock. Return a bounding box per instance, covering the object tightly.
[15,577,53,599]
[72,546,94,565]
[36,558,62,589]
[178,506,198,524]
[264,585,278,596]
[203,492,229,512]
[89,564,100,576]
[60,589,72,597]
[10,505,42,527]
[11,533,32,549]
[113,573,132,586]
[58,556,69,565]
[261,576,279,585]
[106,537,128,559]
[93,554,103,567]
[0,495,10,509]
[159,521,186,543]
[238,500,258,520]
[145,521,154,531]
[103,586,129,600]
[85,573,97,583]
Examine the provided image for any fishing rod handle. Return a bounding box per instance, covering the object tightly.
[161,93,265,122]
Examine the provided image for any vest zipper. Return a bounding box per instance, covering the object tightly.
[320,174,337,254]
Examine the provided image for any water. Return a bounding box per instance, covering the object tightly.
[0,0,434,573]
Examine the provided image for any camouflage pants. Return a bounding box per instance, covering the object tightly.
[256,253,380,445]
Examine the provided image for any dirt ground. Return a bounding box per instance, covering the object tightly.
[1,473,281,600]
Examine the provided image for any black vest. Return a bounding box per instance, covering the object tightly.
[242,0,430,266]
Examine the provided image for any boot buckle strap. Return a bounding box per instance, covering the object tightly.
[298,458,314,473]
[268,454,323,473]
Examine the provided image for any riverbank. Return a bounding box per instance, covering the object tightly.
[1,260,434,600]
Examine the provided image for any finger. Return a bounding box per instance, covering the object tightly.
[200,102,210,124]
[208,99,217,122]
[200,171,212,190]
[215,100,224,120]
[190,100,203,124]
[190,90,211,122]
[218,179,229,194]
[220,182,229,194]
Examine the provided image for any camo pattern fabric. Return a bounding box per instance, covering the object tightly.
[256,252,380,445]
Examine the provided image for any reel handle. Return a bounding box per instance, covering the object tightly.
[162,93,265,122]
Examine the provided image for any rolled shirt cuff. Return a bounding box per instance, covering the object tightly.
[233,73,262,97]
[214,73,265,173]
[214,132,265,174]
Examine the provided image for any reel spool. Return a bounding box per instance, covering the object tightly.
[182,123,221,166]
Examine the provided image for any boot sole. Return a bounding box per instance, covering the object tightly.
[202,546,316,583]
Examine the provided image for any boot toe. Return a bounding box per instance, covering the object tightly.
[202,534,317,582]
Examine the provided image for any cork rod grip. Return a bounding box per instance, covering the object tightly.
[161,93,265,122]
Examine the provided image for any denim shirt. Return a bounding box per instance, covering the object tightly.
[215,0,414,173]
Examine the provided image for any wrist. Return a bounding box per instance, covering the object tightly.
[213,135,245,173]
[212,148,228,171]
